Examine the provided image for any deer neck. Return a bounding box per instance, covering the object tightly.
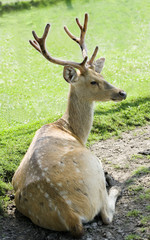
[62,85,94,145]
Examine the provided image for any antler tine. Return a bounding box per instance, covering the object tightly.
[29,24,51,53]
[77,12,88,43]
[64,13,88,59]
[88,46,99,66]
[29,40,41,53]
[29,23,88,73]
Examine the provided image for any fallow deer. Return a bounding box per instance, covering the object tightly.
[12,13,127,237]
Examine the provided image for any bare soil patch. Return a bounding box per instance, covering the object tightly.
[0,125,150,240]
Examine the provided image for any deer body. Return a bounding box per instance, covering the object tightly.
[12,14,127,237]
[13,121,106,231]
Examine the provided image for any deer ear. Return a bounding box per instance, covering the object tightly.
[63,66,78,84]
[95,57,105,73]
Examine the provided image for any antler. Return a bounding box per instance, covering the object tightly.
[64,13,99,66]
[29,24,88,73]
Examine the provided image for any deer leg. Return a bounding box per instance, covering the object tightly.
[101,186,121,224]
[104,171,114,187]
[60,208,84,237]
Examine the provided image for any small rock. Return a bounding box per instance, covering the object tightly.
[117,229,123,234]
[91,222,97,228]
[106,232,113,238]
[97,221,103,226]
[138,149,150,155]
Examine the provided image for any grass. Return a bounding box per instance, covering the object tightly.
[1,0,30,2]
[1,0,150,131]
[0,0,64,15]
[140,215,150,225]
[146,205,150,211]
[132,166,150,176]
[0,0,150,210]
[131,154,145,161]
[125,235,140,240]
[139,189,150,200]
[127,210,141,217]
[128,185,144,192]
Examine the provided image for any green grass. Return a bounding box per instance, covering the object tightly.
[133,166,150,176]
[125,234,140,240]
[0,0,150,209]
[139,189,150,200]
[0,0,150,130]
[0,0,64,15]
[128,185,144,192]
[140,215,150,225]
[127,210,141,217]
[1,0,30,2]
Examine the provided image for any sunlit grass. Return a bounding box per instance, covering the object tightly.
[0,0,150,130]
[1,0,30,2]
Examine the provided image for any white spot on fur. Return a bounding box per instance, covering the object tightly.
[37,159,42,169]
[42,172,45,177]
[43,167,48,171]
[60,190,68,196]
[76,168,80,173]
[62,195,67,199]
[62,142,67,146]
[54,206,57,211]
[40,188,44,193]
[66,199,72,206]
[44,192,49,199]
[79,180,83,184]
[57,182,62,187]
[36,152,43,159]
[46,178,50,183]
[57,209,61,216]
[49,202,52,209]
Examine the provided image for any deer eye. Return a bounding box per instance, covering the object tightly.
[90,81,97,85]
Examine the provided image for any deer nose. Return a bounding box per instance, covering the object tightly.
[119,91,127,99]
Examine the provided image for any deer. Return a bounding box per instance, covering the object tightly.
[12,13,127,237]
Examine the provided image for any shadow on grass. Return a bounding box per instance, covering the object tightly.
[65,0,73,9]
[0,0,75,15]
[124,166,150,186]
[95,97,150,116]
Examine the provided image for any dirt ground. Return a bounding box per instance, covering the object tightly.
[0,125,150,240]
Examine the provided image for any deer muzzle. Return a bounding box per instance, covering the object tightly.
[111,90,127,101]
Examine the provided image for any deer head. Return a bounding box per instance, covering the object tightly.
[29,13,127,104]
